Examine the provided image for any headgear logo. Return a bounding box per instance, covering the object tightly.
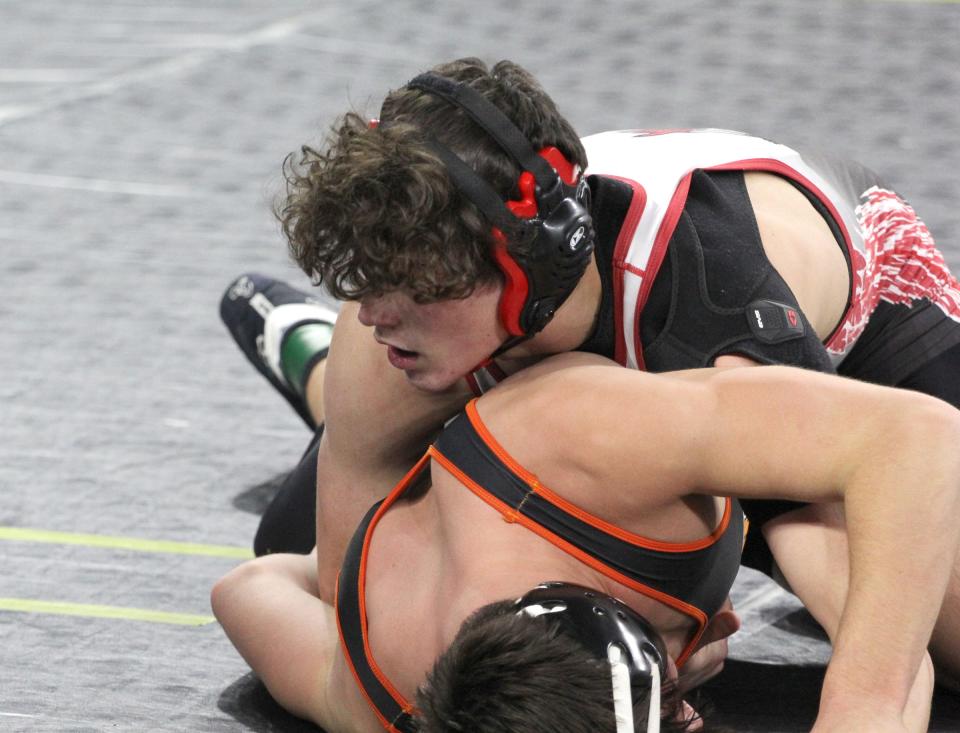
[569,225,585,250]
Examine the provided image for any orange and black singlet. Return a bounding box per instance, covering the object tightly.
[336,400,745,733]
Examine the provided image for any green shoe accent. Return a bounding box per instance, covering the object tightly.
[280,323,334,396]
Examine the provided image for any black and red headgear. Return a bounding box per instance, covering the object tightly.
[406,73,596,341]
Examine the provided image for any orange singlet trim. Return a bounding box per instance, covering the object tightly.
[428,444,708,666]
[350,453,434,725]
[335,573,402,733]
[464,400,732,553]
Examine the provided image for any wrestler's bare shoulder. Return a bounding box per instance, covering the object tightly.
[480,351,704,410]
[471,352,724,536]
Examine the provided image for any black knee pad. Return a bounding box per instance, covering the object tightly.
[253,425,324,556]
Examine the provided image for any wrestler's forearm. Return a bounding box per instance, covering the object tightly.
[766,507,933,732]
[694,367,960,724]
[814,410,960,728]
[526,360,960,726]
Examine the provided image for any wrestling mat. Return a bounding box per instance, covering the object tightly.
[2,0,958,730]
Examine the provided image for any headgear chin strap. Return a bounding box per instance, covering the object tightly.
[405,73,596,343]
[516,581,668,733]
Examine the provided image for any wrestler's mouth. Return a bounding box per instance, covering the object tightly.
[386,344,419,369]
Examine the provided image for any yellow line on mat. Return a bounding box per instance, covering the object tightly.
[0,598,215,626]
[0,527,253,559]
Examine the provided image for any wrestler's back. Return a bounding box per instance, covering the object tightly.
[357,354,725,702]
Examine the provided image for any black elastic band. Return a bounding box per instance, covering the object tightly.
[407,73,560,199]
[424,140,519,232]
[489,333,532,360]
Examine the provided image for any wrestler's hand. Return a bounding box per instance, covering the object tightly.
[676,598,740,694]
[664,658,705,732]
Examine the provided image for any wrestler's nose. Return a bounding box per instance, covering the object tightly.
[357,293,400,328]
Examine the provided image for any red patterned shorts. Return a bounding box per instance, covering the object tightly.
[827,186,960,357]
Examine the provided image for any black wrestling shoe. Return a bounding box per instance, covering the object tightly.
[220,273,337,430]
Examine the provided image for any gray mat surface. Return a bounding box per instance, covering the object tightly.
[1,1,958,730]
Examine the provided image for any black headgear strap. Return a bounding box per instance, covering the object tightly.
[405,72,594,353]
[406,73,565,211]
[421,139,533,359]
[423,139,519,234]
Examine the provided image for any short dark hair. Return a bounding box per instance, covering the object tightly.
[277,58,587,303]
[413,599,711,733]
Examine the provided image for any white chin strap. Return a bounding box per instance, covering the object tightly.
[608,645,660,733]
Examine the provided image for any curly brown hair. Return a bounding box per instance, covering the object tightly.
[277,58,587,303]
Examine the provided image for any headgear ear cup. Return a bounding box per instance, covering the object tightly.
[516,582,668,733]
[406,73,596,339]
[494,169,539,337]
[490,226,531,337]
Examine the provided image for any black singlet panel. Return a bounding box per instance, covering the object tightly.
[580,171,840,374]
[433,410,744,621]
[337,498,418,733]
[641,169,835,372]
[838,299,960,387]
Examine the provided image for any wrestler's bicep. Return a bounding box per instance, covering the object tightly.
[675,365,960,506]
[549,360,955,506]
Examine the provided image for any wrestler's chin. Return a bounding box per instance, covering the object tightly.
[400,365,466,394]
